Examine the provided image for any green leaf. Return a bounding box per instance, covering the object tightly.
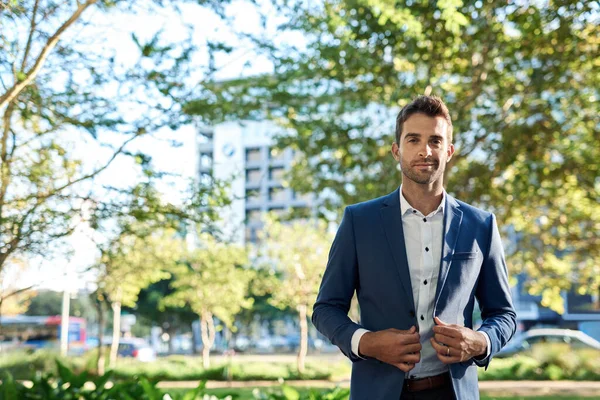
[181,380,208,400]
[139,377,161,400]
[55,359,75,385]
[280,385,300,400]
[1,372,18,400]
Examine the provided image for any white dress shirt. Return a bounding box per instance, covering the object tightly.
[351,187,490,378]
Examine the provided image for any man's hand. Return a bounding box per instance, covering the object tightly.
[358,326,421,372]
[430,317,487,364]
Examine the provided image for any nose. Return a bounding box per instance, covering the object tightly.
[418,143,433,158]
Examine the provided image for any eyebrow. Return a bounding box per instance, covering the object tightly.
[404,133,445,140]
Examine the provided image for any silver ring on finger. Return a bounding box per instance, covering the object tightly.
[446,347,450,356]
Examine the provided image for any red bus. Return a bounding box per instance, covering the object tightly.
[0,315,87,352]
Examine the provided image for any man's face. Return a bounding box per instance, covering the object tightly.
[391,113,455,185]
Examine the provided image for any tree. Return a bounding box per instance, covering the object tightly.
[187,0,600,313]
[258,215,331,373]
[0,0,253,279]
[25,289,94,317]
[126,278,198,353]
[163,233,253,368]
[0,261,34,326]
[96,228,185,369]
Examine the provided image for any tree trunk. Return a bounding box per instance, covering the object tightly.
[109,300,121,369]
[297,304,308,374]
[96,295,106,376]
[200,311,215,369]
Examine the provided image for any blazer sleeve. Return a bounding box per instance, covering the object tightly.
[312,206,364,362]
[474,213,517,369]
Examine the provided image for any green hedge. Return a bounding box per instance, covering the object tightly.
[480,344,600,381]
[0,351,349,382]
[2,343,599,383]
[0,360,350,400]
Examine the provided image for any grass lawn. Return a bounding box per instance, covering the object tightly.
[164,387,600,400]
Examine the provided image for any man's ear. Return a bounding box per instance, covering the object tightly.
[447,143,455,162]
[391,142,400,161]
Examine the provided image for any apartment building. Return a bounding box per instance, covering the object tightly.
[197,120,315,245]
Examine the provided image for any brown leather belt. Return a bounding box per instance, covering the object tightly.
[403,372,450,392]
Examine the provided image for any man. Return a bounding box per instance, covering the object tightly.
[312,95,516,400]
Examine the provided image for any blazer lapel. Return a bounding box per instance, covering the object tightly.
[381,188,416,313]
[434,194,463,304]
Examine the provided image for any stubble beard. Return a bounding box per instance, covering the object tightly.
[399,158,445,185]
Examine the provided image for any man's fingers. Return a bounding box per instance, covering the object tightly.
[433,333,458,348]
[399,333,421,345]
[401,343,422,354]
[398,352,420,364]
[430,338,461,364]
[432,325,459,338]
[395,362,415,372]
[430,337,450,354]
[434,316,448,326]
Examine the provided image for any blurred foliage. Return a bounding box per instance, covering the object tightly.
[0,0,238,283]
[25,290,95,319]
[0,350,345,382]
[162,233,254,367]
[186,0,600,313]
[0,358,350,399]
[95,227,186,368]
[258,214,333,372]
[480,343,600,381]
[125,277,198,351]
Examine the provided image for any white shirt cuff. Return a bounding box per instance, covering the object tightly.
[351,328,370,358]
[482,331,491,358]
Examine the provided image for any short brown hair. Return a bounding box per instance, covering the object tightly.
[395,95,453,144]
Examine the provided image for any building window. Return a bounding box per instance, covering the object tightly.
[268,207,286,218]
[199,172,212,186]
[246,169,262,184]
[246,210,262,223]
[246,148,262,162]
[245,226,257,242]
[269,147,285,161]
[269,187,287,202]
[269,167,285,182]
[246,189,261,203]
[199,153,212,168]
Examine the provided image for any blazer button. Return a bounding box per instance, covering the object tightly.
[409,310,415,317]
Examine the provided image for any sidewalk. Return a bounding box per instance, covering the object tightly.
[157,380,600,396]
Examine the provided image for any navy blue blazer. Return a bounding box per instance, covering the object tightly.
[312,188,516,399]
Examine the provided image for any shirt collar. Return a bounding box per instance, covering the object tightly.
[399,185,446,217]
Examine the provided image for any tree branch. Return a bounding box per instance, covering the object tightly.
[21,0,40,72]
[0,103,16,219]
[0,285,36,302]
[22,132,140,203]
[0,0,99,110]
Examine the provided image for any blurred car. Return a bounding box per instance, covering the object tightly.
[233,335,250,352]
[496,328,600,358]
[117,338,156,362]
